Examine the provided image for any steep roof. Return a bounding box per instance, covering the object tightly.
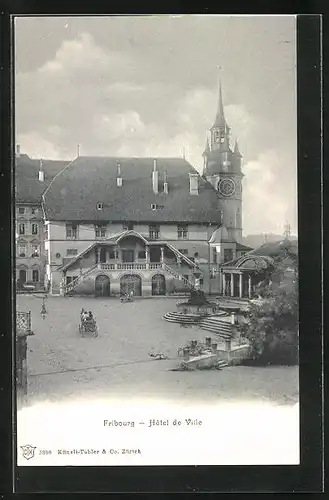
[43,156,224,223]
[15,154,70,203]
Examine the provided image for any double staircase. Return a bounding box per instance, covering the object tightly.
[162,263,196,289]
[62,262,196,295]
[62,264,99,295]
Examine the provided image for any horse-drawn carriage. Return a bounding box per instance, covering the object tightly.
[79,310,98,337]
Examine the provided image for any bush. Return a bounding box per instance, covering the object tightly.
[240,248,299,365]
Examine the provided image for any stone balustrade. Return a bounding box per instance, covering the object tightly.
[99,262,163,271]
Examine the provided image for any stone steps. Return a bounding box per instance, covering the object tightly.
[163,311,202,323]
[198,317,233,340]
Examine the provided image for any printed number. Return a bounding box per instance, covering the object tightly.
[39,449,52,455]
[121,449,141,455]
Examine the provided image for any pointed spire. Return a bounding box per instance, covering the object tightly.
[212,67,226,128]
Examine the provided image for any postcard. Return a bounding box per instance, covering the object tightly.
[14,14,300,468]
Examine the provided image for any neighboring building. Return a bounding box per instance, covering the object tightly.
[220,239,298,299]
[41,80,252,297]
[15,147,70,291]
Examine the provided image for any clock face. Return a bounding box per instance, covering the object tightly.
[219,178,235,197]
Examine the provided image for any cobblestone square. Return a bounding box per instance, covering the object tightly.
[17,295,299,406]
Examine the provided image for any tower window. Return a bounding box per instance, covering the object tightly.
[96,202,104,211]
[224,249,233,262]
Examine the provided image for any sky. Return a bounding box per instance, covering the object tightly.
[15,15,297,235]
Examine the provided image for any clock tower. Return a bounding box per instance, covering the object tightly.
[203,79,244,244]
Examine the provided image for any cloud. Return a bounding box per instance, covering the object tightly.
[15,27,297,235]
[243,149,297,234]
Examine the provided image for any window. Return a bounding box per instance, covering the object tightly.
[66,275,78,285]
[224,249,233,262]
[182,274,189,281]
[18,245,26,258]
[138,250,146,259]
[32,223,38,235]
[32,269,39,282]
[177,224,188,239]
[123,222,134,231]
[150,204,164,211]
[31,245,40,257]
[67,249,78,256]
[109,250,118,260]
[149,224,160,240]
[199,278,204,285]
[178,249,188,255]
[19,223,25,235]
[95,224,106,238]
[18,207,25,215]
[97,202,104,211]
[66,224,77,239]
[31,207,38,215]
[236,208,241,227]
[213,248,217,264]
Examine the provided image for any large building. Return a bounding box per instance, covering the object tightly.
[41,82,252,297]
[15,147,70,291]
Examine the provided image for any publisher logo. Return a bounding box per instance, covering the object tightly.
[20,444,36,460]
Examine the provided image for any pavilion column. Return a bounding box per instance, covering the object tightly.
[248,275,252,299]
[160,246,164,263]
[222,273,226,296]
[230,273,234,297]
[239,273,243,298]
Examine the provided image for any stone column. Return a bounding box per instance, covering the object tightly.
[230,273,234,297]
[222,273,226,296]
[160,246,164,263]
[248,275,252,299]
[239,273,243,298]
[145,245,150,269]
[96,246,101,264]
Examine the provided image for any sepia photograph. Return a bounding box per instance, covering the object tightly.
[15,14,299,466]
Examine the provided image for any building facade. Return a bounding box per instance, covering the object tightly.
[41,81,252,297]
[15,147,70,291]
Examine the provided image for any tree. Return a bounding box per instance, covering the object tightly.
[240,244,298,365]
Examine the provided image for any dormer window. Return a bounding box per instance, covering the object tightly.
[150,204,164,211]
[97,202,104,211]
